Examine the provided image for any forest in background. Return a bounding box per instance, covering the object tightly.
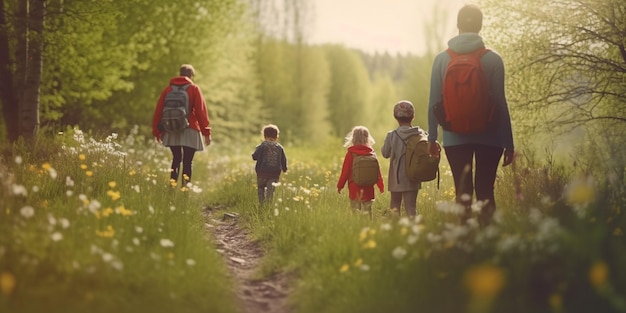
[0,0,625,177]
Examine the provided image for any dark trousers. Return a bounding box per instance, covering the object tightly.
[445,144,503,226]
[170,146,196,184]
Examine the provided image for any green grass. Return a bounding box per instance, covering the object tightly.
[1,128,625,313]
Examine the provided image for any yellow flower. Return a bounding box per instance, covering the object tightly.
[549,293,563,313]
[107,190,121,201]
[170,179,177,187]
[464,263,505,299]
[363,239,377,249]
[79,154,86,161]
[614,228,623,236]
[108,181,117,188]
[80,164,88,170]
[41,163,52,171]
[589,261,608,289]
[354,258,363,267]
[359,229,368,242]
[1,271,16,296]
[86,171,93,177]
[128,169,136,176]
[96,225,115,238]
[339,264,350,273]
[116,205,133,216]
[102,207,114,217]
[400,227,408,236]
[566,178,595,206]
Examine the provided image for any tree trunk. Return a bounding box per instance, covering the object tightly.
[19,0,45,140]
[0,0,21,142]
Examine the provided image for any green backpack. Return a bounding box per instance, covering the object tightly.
[395,131,440,183]
[351,153,380,187]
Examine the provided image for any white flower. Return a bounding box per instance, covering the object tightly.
[169,206,176,212]
[135,226,143,234]
[12,184,28,196]
[20,206,35,218]
[398,217,410,227]
[48,215,57,226]
[380,223,392,231]
[148,206,155,214]
[65,176,75,187]
[102,253,114,262]
[359,264,370,271]
[160,239,174,248]
[132,238,140,246]
[392,246,407,260]
[31,186,39,193]
[48,169,58,179]
[88,199,101,214]
[66,190,74,197]
[51,232,63,242]
[14,156,23,164]
[132,185,140,193]
[186,259,196,266]
[274,209,279,216]
[59,218,70,229]
[407,235,418,245]
[111,261,124,271]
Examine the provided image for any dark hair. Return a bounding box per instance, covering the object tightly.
[179,64,195,78]
[262,124,279,139]
[457,4,483,33]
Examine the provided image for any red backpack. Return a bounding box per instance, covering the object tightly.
[435,47,496,134]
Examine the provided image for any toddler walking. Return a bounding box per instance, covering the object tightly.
[337,126,384,214]
[252,124,288,206]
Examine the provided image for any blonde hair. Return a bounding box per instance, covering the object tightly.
[344,126,375,147]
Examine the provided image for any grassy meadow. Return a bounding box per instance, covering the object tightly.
[1,127,625,313]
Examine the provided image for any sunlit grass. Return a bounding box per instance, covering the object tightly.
[1,127,625,313]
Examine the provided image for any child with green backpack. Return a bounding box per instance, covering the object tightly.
[337,126,384,215]
[382,100,440,218]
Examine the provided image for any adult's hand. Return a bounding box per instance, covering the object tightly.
[429,141,441,158]
[503,150,515,167]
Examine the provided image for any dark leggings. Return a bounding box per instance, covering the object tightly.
[445,144,503,226]
[170,146,196,183]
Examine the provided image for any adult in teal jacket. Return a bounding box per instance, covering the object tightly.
[427,4,515,227]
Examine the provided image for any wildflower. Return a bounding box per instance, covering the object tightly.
[116,206,134,216]
[129,169,136,176]
[464,263,505,299]
[132,238,140,246]
[160,239,175,248]
[274,209,279,216]
[12,184,28,196]
[14,156,22,165]
[400,227,408,236]
[363,239,377,249]
[132,185,140,193]
[564,176,596,207]
[30,185,39,193]
[358,264,370,271]
[135,226,143,233]
[186,259,196,266]
[59,218,70,229]
[380,223,392,231]
[407,235,418,245]
[96,225,115,238]
[51,232,63,242]
[108,181,117,188]
[339,264,350,273]
[169,206,176,212]
[79,154,86,161]
[80,164,88,170]
[107,190,121,201]
[85,171,93,177]
[589,261,608,289]
[359,227,370,241]
[354,258,363,267]
[392,246,407,260]
[20,206,35,218]
[1,272,16,296]
[102,253,114,262]
[102,207,114,217]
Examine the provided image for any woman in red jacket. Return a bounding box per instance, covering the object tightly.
[152,64,211,187]
[337,126,384,216]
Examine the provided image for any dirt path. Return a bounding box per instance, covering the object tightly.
[203,206,292,313]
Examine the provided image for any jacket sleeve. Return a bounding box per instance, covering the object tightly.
[281,147,288,172]
[427,53,447,142]
[488,53,514,151]
[337,152,352,191]
[191,85,211,137]
[152,87,169,138]
[381,132,392,159]
[376,166,385,193]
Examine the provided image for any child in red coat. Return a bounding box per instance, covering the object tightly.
[337,126,384,215]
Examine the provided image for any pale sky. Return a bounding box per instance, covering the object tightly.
[309,0,471,55]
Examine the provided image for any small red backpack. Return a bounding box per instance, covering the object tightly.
[435,47,496,134]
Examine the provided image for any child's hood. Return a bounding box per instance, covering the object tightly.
[348,144,375,155]
[395,126,426,140]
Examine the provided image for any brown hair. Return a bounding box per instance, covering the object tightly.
[179,64,195,78]
[262,124,280,139]
[457,5,483,33]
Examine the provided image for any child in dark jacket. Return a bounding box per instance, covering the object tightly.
[252,124,288,205]
[337,126,384,214]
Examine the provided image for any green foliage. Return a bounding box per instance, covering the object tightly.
[0,128,238,313]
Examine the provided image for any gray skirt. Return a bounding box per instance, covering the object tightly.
[162,128,204,151]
